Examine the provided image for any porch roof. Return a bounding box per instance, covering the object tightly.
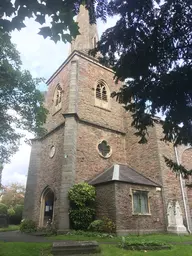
[89,164,160,187]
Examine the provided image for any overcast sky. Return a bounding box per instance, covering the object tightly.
[2,16,117,186]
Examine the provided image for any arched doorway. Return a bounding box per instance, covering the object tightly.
[39,187,55,227]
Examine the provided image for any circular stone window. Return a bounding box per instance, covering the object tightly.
[49,146,56,158]
[97,140,112,158]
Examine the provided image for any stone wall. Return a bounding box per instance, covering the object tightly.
[25,126,64,226]
[94,182,165,235]
[23,140,41,220]
[95,183,116,224]
[115,183,165,234]
[76,122,126,183]
[77,56,125,133]
[44,61,70,132]
[181,148,192,219]
[125,117,162,185]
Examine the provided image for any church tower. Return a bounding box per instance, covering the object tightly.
[71,5,99,53]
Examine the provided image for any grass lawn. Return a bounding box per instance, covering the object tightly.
[49,233,192,244]
[0,225,20,232]
[0,242,192,256]
[0,242,52,256]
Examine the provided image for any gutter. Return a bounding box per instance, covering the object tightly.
[174,146,191,233]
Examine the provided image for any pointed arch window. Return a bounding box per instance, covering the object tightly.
[96,81,108,102]
[53,83,62,113]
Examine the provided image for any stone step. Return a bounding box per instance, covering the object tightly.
[52,241,101,255]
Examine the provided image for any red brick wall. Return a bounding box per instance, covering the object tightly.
[115,183,165,234]
[125,119,162,185]
[77,57,125,133]
[76,122,126,183]
[95,183,116,225]
[44,62,70,132]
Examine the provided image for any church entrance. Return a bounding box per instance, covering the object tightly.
[39,187,54,227]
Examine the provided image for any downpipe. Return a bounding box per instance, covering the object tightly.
[174,146,191,234]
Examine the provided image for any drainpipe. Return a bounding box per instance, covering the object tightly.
[174,146,191,233]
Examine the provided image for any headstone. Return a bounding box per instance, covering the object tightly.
[167,200,188,234]
[52,241,101,255]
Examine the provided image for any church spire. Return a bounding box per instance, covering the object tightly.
[71,5,99,53]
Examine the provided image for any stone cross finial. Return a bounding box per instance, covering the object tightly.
[70,5,99,54]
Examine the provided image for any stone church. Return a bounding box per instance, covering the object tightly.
[24,6,192,235]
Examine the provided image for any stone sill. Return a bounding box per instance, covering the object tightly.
[94,105,111,112]
[132,213,151,216]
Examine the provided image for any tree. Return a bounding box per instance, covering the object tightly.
[1,183,25,208]
[93,0,192,177]
[0,29,47,164]
[1,1,192,176]
[0,0,107,42]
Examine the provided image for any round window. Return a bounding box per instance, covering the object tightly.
[97,140,112,158]
[49,146,56,158]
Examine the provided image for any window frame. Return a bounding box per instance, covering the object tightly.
[97,139,112,159]
[53,83,62,114]
[94,80,111,110]
[132,189,151,215]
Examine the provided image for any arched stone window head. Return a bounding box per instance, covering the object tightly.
[95,80,110,109]
[53,83,62,112]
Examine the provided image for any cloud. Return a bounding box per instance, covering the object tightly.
[2,15,119,186]
[2,142,31,186]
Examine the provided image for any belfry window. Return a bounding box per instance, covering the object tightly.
[96,81,108,102]
[53,83,62,113]
[55,84,62,106]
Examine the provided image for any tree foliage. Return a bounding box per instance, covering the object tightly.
[1,183,25,208]
[0,0,108,43]
[0,30,47,164]
[68,183,96,230]
[93,0,192,177]
[1,1,192,176]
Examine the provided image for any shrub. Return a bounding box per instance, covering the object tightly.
[68,183,96,208]
[69,207,95,230]
[9,204,23,224]
[119,238,172,250]
[88,220,104,232]
[7,208,15,217]
[102,217,116,233]
[0,203,8,215]
[20,219,37,233]
[68,183,96,230]
[67,230,115,238]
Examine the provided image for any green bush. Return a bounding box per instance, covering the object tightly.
[9,204,23,224]
[7,208,15,217]
[69,207,95,230]
[102,217,116,233]
[68,183,96,208]
[20,219,37,233]
[88,220,104,232]
[119,237,172,250]
[0,203,8,215]
[67,230,115,238]
[68,183,96,230]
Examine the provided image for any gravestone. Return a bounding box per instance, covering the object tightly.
[167,200,188,234]
[52,241,101,256]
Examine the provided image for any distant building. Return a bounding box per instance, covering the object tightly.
[23,6,192,235]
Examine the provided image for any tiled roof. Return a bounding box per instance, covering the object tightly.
[89,164,160,187]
